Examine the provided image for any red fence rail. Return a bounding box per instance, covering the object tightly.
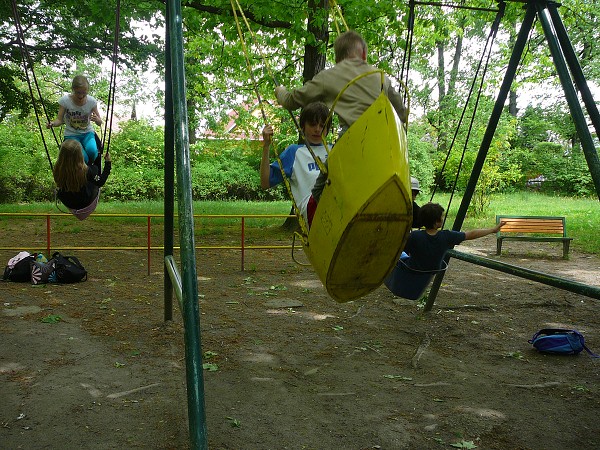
[0,213,298,274]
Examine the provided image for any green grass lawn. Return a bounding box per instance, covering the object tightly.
[445,192,599,255]
[1,193,598,254]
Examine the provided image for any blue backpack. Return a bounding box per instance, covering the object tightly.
[529,329,599,357]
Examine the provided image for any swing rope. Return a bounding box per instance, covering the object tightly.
[10,0,121,170]
[101,0,122,156]
[57,4,121,218]
[400,257,448,274]
[10,0,60,170]
[230,0,334,175]
[11,0,120,217]
[230,0,337,240]
[329,0,349,34]
[230,0,268,123]
[428,3,504,228]
[230,0,309,238]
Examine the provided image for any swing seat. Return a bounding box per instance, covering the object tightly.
[384,255,449,300]
[304,90,412,302]
[67,188,101,221]
[384,261,431,300]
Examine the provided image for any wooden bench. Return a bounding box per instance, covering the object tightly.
[496,215,573,259]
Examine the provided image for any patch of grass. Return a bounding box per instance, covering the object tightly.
[504,351,525,360]
[0,194,597,253]
[423,192,599,255]
[41,314,62,323]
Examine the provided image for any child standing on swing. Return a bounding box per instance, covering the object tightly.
[53,140,111,218]
[275,30,407,135]
[47,75,103,164]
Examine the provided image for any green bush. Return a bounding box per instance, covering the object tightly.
[0,119,57,202]
[406,126,435,193]
[3,111,591,204]
[103,166,164,201]
[539,150,594,197]
[109,120,165,169]
[189,138,286,201]
[0,171,55,202]
[190,159,284,201]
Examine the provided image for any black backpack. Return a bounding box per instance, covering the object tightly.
[3,254,36,282]
[52,252,88,283]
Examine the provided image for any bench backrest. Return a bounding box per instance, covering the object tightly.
[496,215,567,237]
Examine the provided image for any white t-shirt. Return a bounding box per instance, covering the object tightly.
[58,94,98,136]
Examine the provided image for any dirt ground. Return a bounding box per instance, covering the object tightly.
[1,225,599,450]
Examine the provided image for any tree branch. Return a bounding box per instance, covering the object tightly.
[183,0,292,29]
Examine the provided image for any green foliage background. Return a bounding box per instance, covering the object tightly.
[0,118,286,203]
[1,0,598,206]
[0,109,596,204]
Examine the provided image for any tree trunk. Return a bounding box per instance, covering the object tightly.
[508,18,519,117]
[130,101,137,121]
[509,90,518,116]
[303,0,329,83]
[447,18,464,97]
[187,97,197,145]
[436,40,446,105]
[436,39,448,157]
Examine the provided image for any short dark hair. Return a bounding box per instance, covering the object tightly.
[419,202,444,229]
[299,101,331,133]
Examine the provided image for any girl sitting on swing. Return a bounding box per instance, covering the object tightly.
[53,139,111,220]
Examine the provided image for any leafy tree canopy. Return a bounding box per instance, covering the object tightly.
[1,0,163,116]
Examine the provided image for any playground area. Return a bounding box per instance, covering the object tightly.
[1,223,599,449]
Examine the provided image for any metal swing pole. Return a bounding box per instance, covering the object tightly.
[165,0,208,447]
[539,1,600,200]
[164,6,175,322]
[547,3,600,146]
[447,249,600,300]
[424,0,535,312]
[424,0,600,312]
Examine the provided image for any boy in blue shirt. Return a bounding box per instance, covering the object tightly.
[385,202,506,298]
[260,102,331,225]
[401,202,506,271]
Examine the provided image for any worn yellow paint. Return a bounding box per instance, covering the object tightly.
[304,90,412,302]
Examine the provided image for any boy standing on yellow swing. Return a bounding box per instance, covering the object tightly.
[260,102,331,225]
[274,30,408,223]
[275,30,408,132]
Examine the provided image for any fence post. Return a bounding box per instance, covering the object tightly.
[147,215,151,276]
[46,214,51,256]
[241,216,245,271]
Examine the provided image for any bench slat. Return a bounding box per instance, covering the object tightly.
[502,221,563,227]
[501,226,564,234]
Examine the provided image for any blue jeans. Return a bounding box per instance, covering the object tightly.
[65,132,98,164]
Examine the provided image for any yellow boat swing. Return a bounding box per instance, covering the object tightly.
[228,0,412,302]
[298,71,413,302]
